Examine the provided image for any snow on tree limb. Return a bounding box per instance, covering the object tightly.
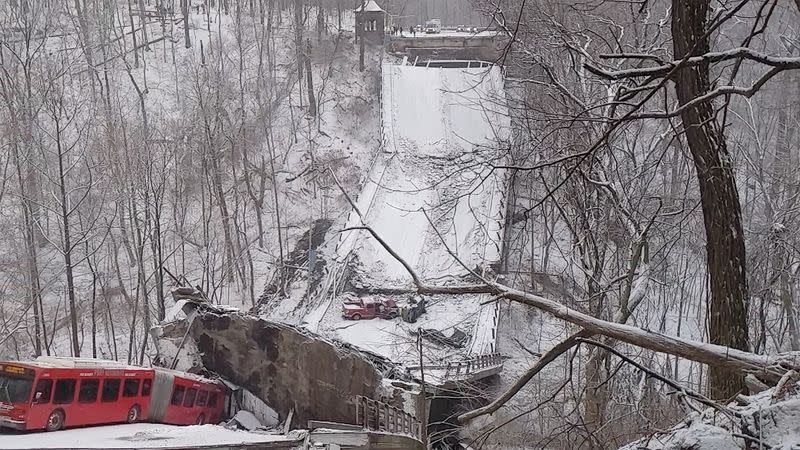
[331,161,799,378]
[586,47,800,81]
[333,170,797,382]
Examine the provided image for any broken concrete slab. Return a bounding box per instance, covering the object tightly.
[188,310,385,427]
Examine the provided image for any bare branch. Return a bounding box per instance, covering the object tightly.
[586,47,800,81]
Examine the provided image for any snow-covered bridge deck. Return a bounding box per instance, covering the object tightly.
[314,62,510,372]
[388,31,509,62]
[346,62,510,287]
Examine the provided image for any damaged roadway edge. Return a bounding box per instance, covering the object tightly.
[157,301,424,429]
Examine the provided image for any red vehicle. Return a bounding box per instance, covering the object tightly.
[342,297,399,320]
[0,357,226,432]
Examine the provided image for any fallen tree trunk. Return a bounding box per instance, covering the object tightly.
[350,216,796,382]
[351,219,794,379]
[331,169,800,419]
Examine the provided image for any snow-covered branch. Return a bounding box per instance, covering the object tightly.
[586,47,800,81]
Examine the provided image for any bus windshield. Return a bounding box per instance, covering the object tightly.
[0,375,33,404]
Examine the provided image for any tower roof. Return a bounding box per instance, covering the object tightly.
[354,0,384,13]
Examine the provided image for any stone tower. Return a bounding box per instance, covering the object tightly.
[355,0,386,44]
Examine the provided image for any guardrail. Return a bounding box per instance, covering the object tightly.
[406,352,504,380]
[443,353,503,378]
[355,396,423,442]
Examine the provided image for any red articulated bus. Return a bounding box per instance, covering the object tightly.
[0,357,226,432]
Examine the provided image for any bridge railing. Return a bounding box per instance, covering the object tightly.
[442,353,503,378]
[355,396,423,441]
[406,352,504,381]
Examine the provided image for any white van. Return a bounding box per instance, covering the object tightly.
[424,19,441,34]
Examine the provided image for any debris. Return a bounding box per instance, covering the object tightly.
[412,328,469,348]
[283,408,294,435]
[745,374,770,394]
[231,410,264,431]
[170,285,210,303]
[772,369,800,404]
[402,297,427,323]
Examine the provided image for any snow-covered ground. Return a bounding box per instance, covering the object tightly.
[322,294,483,366]
[0,424,303,449]
[620,381,800,449]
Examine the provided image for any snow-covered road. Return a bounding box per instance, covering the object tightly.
[0,424,302,449]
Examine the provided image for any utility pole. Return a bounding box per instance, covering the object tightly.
[417,333,428,446]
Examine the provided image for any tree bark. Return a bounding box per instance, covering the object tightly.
[183,0,191,48]
[87,245,98,358]
[137,0,151,51]
[72,0,97,96]
[358,0,365,72]
[294,0,304,85]
[55,115,81,358]
[305,39,317,116]
[128,0,140,67]
[673,0,750,399]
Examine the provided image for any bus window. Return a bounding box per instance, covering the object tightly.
[102,379,121,402]
[207,392,218,407]
[78,379,100,403]
[0,375,34,404]
[123,379,140,397]
[33,379,53,404]
[196,390,208,407]
[183,388,197,407]
[53,379,76,404]
[141,379,152,397]
[171,386,185,406]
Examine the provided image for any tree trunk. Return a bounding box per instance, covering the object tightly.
[72,0,97,96]
[151,208,166,322]
[305,39,317,116]
[183,0,191,47]
[128,0,140,67]
[773,102,800,351]
[13,146,46,356]
[316,0,323,42]
[358,0,365,72]
[56,121,81,358]
[138,0,151,51]
[135,205,151,366]
[672,0,749,399]
[294,0,304,85]
[266,132,286,294]
[87,247,98,358]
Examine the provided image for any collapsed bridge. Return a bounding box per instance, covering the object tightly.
[157,58,513,448]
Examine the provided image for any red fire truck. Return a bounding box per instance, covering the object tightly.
[0,357,226,432]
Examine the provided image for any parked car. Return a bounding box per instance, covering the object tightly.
[424,19,441,34]
[342,297,399,320]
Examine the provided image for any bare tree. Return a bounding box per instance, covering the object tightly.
[670,0,750,399]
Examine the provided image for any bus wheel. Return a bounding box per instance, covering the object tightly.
[46,410,65,432]
[127,405,141,423]
[196,414,205,425]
